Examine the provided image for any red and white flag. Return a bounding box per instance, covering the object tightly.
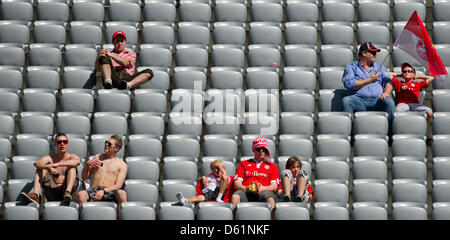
[394,11,448,83]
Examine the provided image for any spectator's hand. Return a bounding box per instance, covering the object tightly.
[202,177,209,187]
[48,167,58,175]
[379,92,391,100]
[87,159,101,169]
[99,49,109,57]
[94,190,104,201]
[257,183,264,193]
[369,72,379,83]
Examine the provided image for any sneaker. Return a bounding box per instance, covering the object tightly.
[282,194,291,202]
[63,191,72,203]
[20,192,40,204]
[176,192,186,204]
[216,198,224,203]
[294,195,306,203]
[104,79,113,89]
[118,80,129,90]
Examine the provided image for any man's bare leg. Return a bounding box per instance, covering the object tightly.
[216,174,229,202]
[282,175,291,201]
[33,169,44,195]
[65,167,77,193]
[99,63,113,88]
[125,72,151,89]
[115,189,127,220]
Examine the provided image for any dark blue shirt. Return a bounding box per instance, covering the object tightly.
[342,61,392,98]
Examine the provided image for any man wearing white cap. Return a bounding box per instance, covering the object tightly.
[96,30,153,90]
[231,136,279,212]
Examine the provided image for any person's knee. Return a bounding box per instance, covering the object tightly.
[427,110,433,117]
[98,56,110,65]
[231,194,240,202]
[116,190,127,203]
[78,191,88,202]
[141,69,153,80]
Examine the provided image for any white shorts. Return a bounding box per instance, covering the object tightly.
[396,103,432,112]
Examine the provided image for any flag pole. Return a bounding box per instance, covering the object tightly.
[376,53,389,72]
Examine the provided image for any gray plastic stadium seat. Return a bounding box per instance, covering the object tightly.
[11,159,36,179]
[242,114,278,136]
[130,114,165,136]
[0,69,22,90]
[93,114,128,136]
[197,206,233,220]
[433,157,450,180]
[0,2,33,21]
[171,89,204,114]
[318,67,346,89]
[163,160,198,181]
[314,180,349,203]
[278,135,313,158]
[28,45,61,67]
[432,180,450,203]
[0,23,30,44]
[313,205,349,220]
[109,2,140,22]
[250,3,283,22]
[64,46,97,67]
[62,67,96,89]
[357,24,390,45]
[433,2,450,21]
[0,91,20,115]
[247,45,281,67]
[357,3,390,22]
[59,91,94,113]
[81,205,117,220]
[280,112,314,136]
[32,23,65,44]
[19,114,54,136]
[352,180,388,203]
[352,156,388,180]
[177,24,210,45]
[286,2,318,22]
[15,135,50,157]
[274,203,310,220]
[178,3,211,22]
[435,45,450,66]
[69,24,102,45]
[0,46,25,67]
[173,67,207,90]
[141,24,174,45]
[319,46,353,67]
[202,136,238,158]
[3,206,40,220]
[132,90,167,114]
[315,157,350,181]
[0,136,12,158]
[354,112,389,135]
[392,135,427,158]
[214,2,247,22]
[212,24,246,45]
[96,92,130,113]
[42,206,79,220]
[433,90,450,112]
[168,114,202,136]
[353,134,389,158]
[204,113,240,136]
[71,2,104,21]
[281,90,315,113]
[159,206,195,220]
[432,204,450,220]
[123,180,159,203]
[204,89,242,116]
[211,45,245,68]
[317,112,351,136]
[56,114,90,137]
[432,135,450,157]
[165,137,200,158]
[175,45,208,68]
[120,202,156,220]
[393,112,427,135]
[322,2,354,22]
[136,68,170,90]
[161,180,196,202]
[391,204,427,220]
[392,179,427,203]
[26,68,59,90]
[143,2,176,22]
[282,68,316,90]
[245,68,279,89]
[351,204,388,220]
[0,115,15,137]
[6,179,35,202]
[392,157,427,180]
[321,23,354,45]
[36,2,69,21]
[316,135,350,158]
[249,23,282,45]
[284,23,317,45]
[127,135,162,158]
[236,206,271,220]
[284,46,317,68]
[209,69,243,89]
[126,159,159,182]
[393,2,426,21]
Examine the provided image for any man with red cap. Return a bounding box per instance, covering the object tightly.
[96,30,153,90]
[342,41,396,133]
[231,136,279,212]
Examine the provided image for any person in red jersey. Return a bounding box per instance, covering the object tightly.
[389,62,434,124]
[231,136,279,212]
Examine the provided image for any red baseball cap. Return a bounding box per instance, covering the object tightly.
[112,30,127,40]
[252,136,272,160]
[401,62,416,73]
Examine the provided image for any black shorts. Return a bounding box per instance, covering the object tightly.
[98,56,153,87]
[203,187,220,201]
[86,187,119,202]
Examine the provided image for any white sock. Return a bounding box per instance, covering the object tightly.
[104,79,112,84]
[176,192,186,203]
[216,193,224,202]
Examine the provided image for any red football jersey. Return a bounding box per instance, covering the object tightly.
[234,159,280,187]
[195,175,235,202]
[392,77,428,104]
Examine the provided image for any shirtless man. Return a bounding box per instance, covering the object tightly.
[20,133,81,204]
[77,135,127,213]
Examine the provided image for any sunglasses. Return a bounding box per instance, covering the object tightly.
[402,70,415,73]
[367,51,377,56]
[255,147,267,152]
[56,140,68,145]
[105,140,114,147]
